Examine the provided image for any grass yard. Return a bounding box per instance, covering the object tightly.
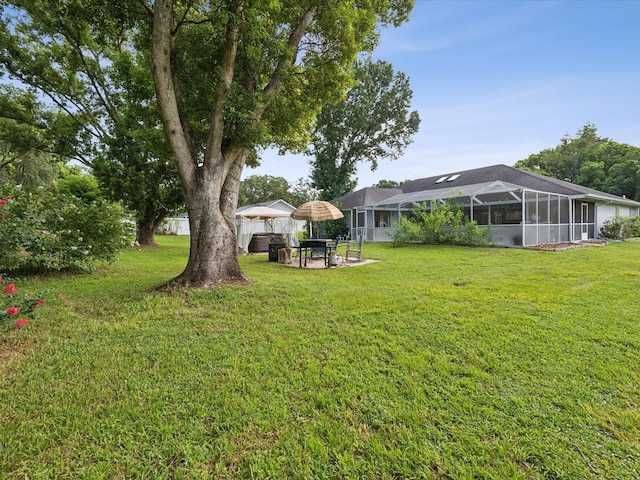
[1,237,639,479]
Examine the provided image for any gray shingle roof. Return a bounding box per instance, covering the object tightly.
[333,187,403,210]
[332,164,640,209]
[399,164,639,205]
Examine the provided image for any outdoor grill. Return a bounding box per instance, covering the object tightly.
[267,235,286,262]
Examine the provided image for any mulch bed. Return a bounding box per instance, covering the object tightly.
[526,240,606,251]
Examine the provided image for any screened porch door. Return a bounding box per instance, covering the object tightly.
[581,203,589,240]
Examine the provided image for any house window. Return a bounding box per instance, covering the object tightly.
[491,203,522,224]
[474,206,490,225]
[375,211,391,227]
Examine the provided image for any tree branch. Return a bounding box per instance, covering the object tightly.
[70,39,121,125]
[137,0,153,16]
[253,5,318,122]
[205,2,241,166]
[152,0,197,192]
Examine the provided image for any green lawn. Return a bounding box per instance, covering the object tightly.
[1,237,639,479]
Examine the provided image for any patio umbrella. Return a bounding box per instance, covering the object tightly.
[291,200,344,238]
[291,200,344,222]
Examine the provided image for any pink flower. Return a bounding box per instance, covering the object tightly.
[6,306,19,316]
[36,298,46,306]
[14,318,29,328]
[0,198,7,207]
[2,283,18,295]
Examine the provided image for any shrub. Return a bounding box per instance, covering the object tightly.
[600,216,640,240]
[622,216,640,238]
[391,201,488,247]
[0,188,134,273]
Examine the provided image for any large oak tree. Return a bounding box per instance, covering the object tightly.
[149,0,413,287]
[1,0,413,287]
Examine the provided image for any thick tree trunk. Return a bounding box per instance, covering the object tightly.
[136,221,157,246]
[152,1,252,288]
[166,149,250,289]
[136,207,169,246]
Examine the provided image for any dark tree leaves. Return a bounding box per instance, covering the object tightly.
[309,57,420,200]
[516,123,640,201]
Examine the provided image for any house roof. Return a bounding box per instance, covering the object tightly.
[237,199,296,212]
[333,187,403,210]
[235,205,291,219]
[378,164,640,207]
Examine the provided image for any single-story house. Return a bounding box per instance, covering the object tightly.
[333,164,640,246]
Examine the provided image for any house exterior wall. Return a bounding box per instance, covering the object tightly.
[596,204,637,237]
[159,217,190,235]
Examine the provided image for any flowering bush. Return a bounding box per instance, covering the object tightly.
[1,277,49,330]
[0,188,134,273]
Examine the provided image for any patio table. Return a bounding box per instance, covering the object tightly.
[297,239,336,268]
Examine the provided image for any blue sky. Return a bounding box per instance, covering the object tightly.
[245,0,640,189]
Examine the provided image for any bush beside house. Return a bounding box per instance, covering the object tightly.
[599,216,640,240]
[391,201,489,247]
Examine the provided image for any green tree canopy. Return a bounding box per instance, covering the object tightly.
[239,175,292,206]
[515,123,640,201]
[55,172,102,203]
[0,3,184,245]
[0,85,60,188]
[373,179,405,189]
[239,174,318,206]
[309,57,420,201]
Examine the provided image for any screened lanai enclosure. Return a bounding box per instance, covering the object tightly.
[350,181,587,246]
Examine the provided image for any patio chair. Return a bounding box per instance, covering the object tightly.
[344,229,365,262]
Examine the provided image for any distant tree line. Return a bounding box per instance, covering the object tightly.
[516,123,640,201]
[238,175,318,207]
